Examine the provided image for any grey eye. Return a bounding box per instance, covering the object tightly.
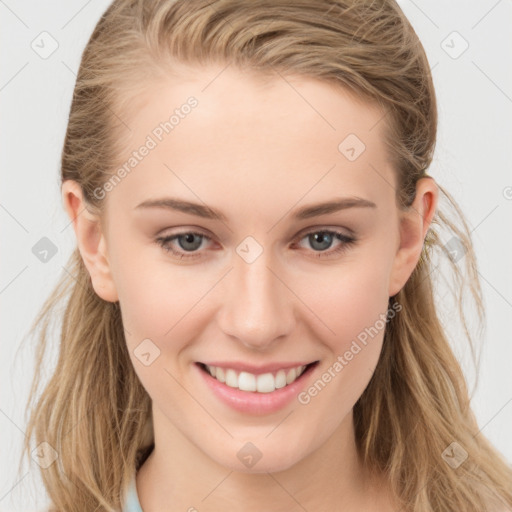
[175,233,204,251]
[307,232,335,251]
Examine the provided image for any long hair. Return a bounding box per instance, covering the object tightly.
[19,0,512,510]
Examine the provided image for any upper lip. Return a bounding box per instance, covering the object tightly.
[198,361,317,375]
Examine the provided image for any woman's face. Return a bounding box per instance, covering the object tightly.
[84,63,432,473]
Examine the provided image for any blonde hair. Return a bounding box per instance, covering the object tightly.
[19,0,512,510]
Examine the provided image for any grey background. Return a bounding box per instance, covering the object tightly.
[1,1,511,510]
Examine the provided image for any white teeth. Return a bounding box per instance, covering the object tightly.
[256,373,275,393]
[216,367,225,383]
[205,364,309,393]
[275,370,287,389]
[238,371,256,392]
[286,368,297,385]
[225,369,238,388]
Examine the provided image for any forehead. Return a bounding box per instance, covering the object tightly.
[104,64,394,222]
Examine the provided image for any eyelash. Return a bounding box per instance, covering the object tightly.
[155,228,356,261]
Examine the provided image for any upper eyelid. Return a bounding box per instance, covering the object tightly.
[294,225,354,238]
[158,225,354,239]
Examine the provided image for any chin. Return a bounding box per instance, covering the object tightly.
[211,444,307,475]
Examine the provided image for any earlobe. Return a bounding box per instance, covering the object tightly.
[61,180,119,303]
[388,177,439,297]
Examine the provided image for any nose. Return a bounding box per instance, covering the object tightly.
[216,248,296,352]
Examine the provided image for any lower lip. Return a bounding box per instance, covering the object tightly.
[196,363,317,415]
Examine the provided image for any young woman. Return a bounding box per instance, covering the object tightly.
[20,0,512,510]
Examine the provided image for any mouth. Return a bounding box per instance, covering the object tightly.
[196,361,319,394]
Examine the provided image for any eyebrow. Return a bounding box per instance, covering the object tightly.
[134,196,377,221]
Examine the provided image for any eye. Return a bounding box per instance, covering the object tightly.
[293,229,356,259]
[156,228,356,261]
[156,231,212,261]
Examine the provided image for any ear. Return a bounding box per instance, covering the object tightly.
[61,180,119,302]
[388,177,439,297]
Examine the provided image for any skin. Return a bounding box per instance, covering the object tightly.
[62,63,438,511]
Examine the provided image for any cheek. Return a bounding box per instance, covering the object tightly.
[110,233,212,342]
[115,256,212,402]
[301,253,391,350]
[311,268,395,423]
[293,251,391,414]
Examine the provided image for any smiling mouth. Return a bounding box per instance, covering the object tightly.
[197,361,319,393]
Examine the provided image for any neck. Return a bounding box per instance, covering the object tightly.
[136,405,384,511]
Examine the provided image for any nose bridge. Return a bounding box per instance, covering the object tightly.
[217,243,295,350]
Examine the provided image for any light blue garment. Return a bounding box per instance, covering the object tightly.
[122,473,143,512]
